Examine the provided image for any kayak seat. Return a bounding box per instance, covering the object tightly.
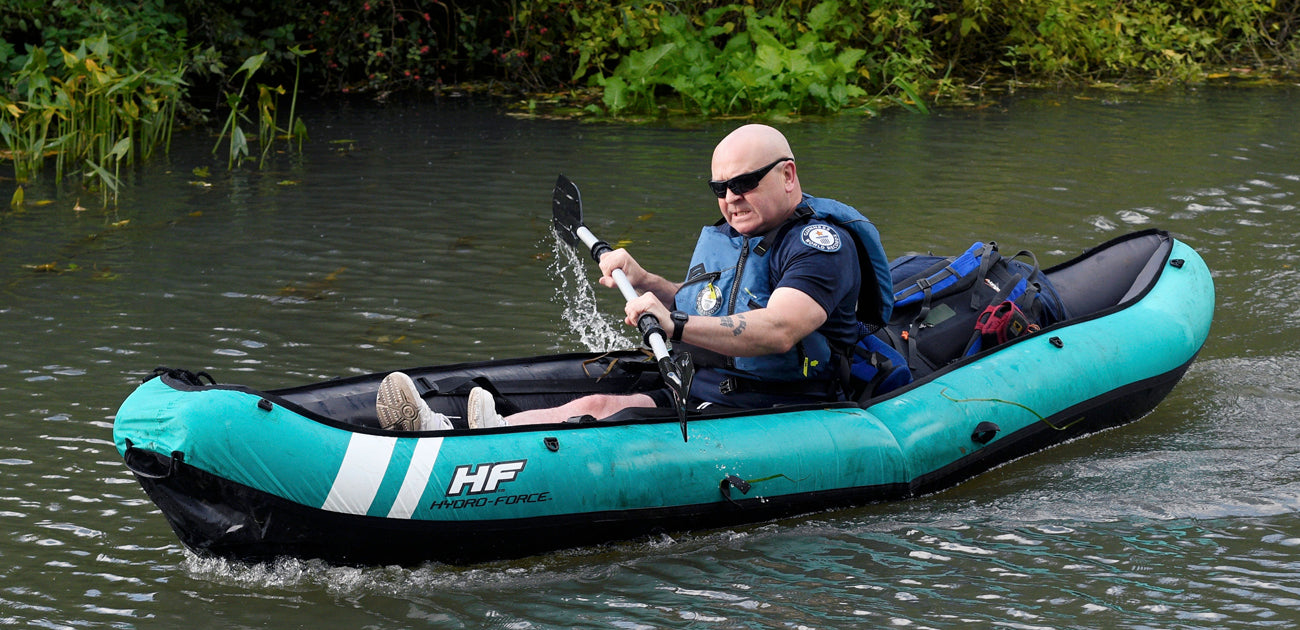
[1044,231,1172,320]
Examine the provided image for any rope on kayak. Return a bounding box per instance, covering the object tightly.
[940,388,1041,419]
[145,366,216,386]
[939,387,1086,431]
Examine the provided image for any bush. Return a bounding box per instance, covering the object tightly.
[594,3,870,115]
[3,0,1298,145]
[177,0,465,95]
[930,0,1291,82]
[168,0,592,95]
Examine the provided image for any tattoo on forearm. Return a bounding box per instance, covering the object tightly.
[719,314,747,337]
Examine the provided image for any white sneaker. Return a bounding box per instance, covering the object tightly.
[377,372,454,431]
[467,386,507,429]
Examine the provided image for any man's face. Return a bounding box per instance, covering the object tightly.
[711,158,794,236]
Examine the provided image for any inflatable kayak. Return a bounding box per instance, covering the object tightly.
[114,229,1213,565]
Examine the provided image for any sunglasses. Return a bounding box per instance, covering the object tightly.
[708,157,792,198]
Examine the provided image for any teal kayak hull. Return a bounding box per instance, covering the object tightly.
[114,230,1214,564]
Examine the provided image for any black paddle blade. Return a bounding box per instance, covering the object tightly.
[552,174,583,247]
[660,351,695,442]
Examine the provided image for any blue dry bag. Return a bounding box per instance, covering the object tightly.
[844,325,912,402]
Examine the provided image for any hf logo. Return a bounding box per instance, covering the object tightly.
[445,459,526,497]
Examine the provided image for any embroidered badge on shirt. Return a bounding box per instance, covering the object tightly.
[696,283,728,316]
[800,224,841,252]
[696,282,722,315]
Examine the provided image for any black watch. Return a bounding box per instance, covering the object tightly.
[670,310,688,342]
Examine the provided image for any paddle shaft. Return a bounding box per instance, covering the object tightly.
[573,225,673,360]
[553,174,693,439]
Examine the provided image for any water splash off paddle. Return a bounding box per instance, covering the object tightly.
[547,226,632,353]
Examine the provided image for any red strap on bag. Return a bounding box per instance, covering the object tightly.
[974,300,1038,346]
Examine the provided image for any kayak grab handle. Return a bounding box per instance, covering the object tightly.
[719,474,752,505]
[971,421,1000,445]
[122,440,184,480]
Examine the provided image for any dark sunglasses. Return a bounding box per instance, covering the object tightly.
[708,157,792,198]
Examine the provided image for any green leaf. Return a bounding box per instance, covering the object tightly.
[231,126,248,161]
[235,53,267,78]
[808,83,829,102]
[755,44,785,75]
[836,48,866,70]
[623,42,677,79]
[84,158,120,193]
[602,76,628,113]
[888,76,930,115]
[106,137,131,160]
[806,1,840,33]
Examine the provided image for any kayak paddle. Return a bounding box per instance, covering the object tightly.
[551,174,696,441]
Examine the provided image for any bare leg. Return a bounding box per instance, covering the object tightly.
[503,393,658,426]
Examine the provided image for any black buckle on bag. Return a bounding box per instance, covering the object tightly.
[719,377,737,395]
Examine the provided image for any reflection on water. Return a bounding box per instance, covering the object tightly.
[1,87,1299,628]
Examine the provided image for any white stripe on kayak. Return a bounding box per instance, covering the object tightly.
[387,436,444,519]
[321,433,399,515]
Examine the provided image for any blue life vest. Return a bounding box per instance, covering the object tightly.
[799,195,894,325]
[674,195,892,388]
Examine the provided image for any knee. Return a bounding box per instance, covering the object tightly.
[568,393,652,419]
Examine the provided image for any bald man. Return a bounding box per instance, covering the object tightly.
[378,124,892,430]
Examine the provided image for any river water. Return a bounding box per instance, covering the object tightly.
[2,86,1299,628]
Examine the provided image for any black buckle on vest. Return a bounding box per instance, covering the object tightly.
[718,377,737,395]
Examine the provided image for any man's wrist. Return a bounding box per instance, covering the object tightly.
[670,310,688,342]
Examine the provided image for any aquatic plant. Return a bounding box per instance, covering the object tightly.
[285,45,312,153]
[0,33,185,204]
[212,48,312,169]
[0,49,55,184]
[213,52,264,169]
[0,0,186,204]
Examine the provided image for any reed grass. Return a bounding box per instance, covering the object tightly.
[212,48,311,169]
[0,34,184,205]
[3,41,308,205]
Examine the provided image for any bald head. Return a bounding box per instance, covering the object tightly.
[711,124,795,176]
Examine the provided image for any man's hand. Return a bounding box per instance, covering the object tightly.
[597,249,646,289]
[623,293,671,331]
[598,248,682,306]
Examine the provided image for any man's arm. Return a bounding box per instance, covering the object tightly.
[624,286,827,357]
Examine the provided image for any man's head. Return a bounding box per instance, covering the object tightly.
[710,124,802,236]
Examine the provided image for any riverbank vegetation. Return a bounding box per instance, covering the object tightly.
[3,0,1298,201]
